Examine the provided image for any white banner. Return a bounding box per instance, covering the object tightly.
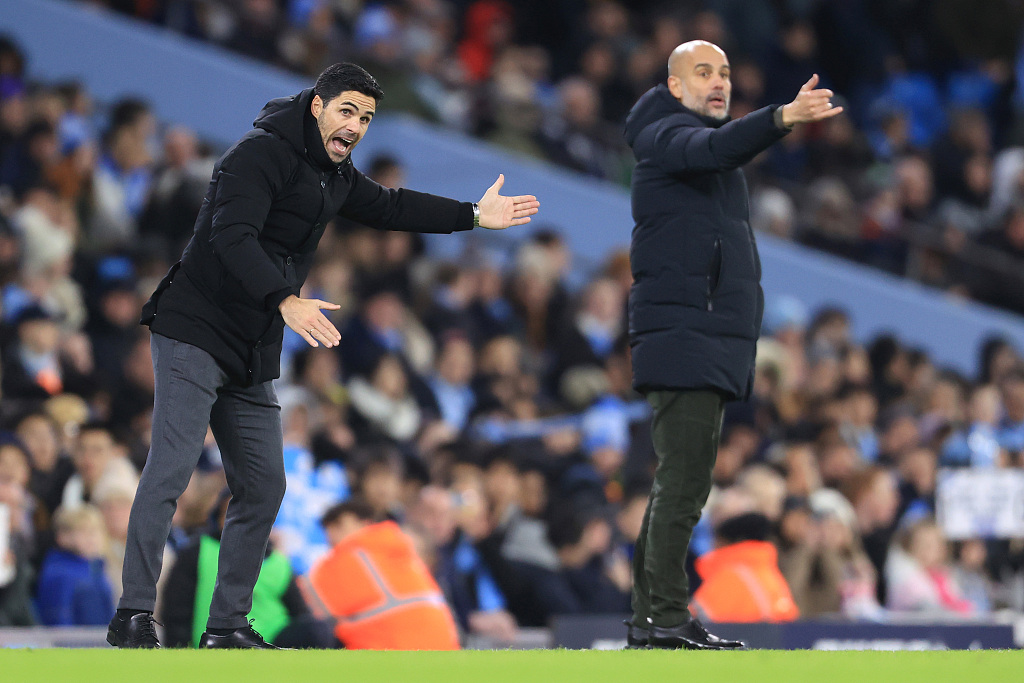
[936,469,1024,539]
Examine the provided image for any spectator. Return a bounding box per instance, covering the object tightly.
[1,305,92,401]
[407,484,518,643]
[61,422,137,510]
[0,437,35,625]
[941,384,1008,468]
[546,503,631,615]
[307,498,461,650]
[139,125,212,260]
[844,467,901,602]
[691,511,799,623]
[427,334,477,434]
[348,355,423,446]
[88,98,155,251]
[35,504,114,626]
[15,410,74,516]
[885,518,976,615]
[93,475,135,603]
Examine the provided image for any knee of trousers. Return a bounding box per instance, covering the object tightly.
[237,472,287,519]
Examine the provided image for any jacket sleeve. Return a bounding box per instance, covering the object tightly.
[648,105,790,174]
[208,135,295,311]
[338,166,475,233]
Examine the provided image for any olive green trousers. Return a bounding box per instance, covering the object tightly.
[630,389,725,627]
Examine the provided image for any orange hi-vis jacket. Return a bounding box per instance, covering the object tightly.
[692,540,800,623]
[304,521,460,650]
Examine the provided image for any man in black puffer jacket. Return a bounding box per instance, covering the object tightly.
[622,41,840,650]
[107,63,539,650]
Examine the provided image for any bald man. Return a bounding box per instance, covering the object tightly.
[622,41,840,650]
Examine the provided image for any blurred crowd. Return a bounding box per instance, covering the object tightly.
[76,0,1024,318]
[3,8,1024,646]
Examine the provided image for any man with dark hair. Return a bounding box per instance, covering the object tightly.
[107,62,539,650]
[623,40,841,650]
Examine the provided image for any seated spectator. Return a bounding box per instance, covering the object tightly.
[87,98,154,252]
[426,334,477,434]
[546,503,631,615]
[159,488,326,649]
[274,396,350,575]
[809,489,884,620]
[0,437,36,625]
[551,277,625,389]
[307,498,460,650]
[952,538,993,614]
[348,355,423,446]
[691,512,799,623]
[941,384,1008,468]
[1,305,91,401]
[407,485,518,643]
[885,518,976,615]
[61,422,137,510]
[843,466,901,602]
[997,368,1024,455]
[15,410,74,516]
[139,125,213,260]
[35,504,114,626]
[92,475,136,604]
[351,446,406,522]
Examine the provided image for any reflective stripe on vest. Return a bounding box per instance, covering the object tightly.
[305,549,446,625]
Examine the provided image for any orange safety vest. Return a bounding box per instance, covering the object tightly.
[692,540,800,623]
[305,521,460,650]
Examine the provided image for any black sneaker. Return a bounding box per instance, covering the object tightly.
[199,622,282,650]
[107,611,161,649]
[649,618,745,650]
[623,619,649,649]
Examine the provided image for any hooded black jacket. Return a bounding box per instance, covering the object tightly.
[142,88,474,385]
[624,84,789,400]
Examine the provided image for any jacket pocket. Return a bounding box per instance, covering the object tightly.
[139,261,182,325]
[705,237,723,311]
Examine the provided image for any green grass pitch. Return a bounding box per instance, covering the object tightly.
[2,649,1020,683]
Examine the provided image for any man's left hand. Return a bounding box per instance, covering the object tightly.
[477,174,539,230]
[781,73,844,127]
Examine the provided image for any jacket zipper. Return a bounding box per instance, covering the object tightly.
[706,237,722,312]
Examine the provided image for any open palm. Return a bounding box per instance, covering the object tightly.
[477,174,540,230]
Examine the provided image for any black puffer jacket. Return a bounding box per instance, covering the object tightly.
[142,88,474,385]
[624,84,789,400]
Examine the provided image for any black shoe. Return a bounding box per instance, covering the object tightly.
[199,623,282,649]
[649,618,745,650]
[107,611,161,649]
[623,619,650,649]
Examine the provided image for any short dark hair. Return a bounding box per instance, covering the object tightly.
[107,98,150,134]
[78,420,114,439]
[368,154,401,179]
[320,497,376,528]
[314,63,384,106]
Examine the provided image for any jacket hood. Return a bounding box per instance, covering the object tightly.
[624,83,730,149]
[254,87,347,172]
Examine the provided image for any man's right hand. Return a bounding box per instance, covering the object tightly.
[278,294,342,348]
[781,73,844,127]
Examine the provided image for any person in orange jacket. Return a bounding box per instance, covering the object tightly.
[692,512,799,623]
[305,498,460,650]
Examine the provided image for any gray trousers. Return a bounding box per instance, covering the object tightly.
[119,333,285,630]
[631,389,725,627]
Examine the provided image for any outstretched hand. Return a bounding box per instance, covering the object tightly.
[476,174,539,230]
[279,294,341,348]
[781,74,843,127]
